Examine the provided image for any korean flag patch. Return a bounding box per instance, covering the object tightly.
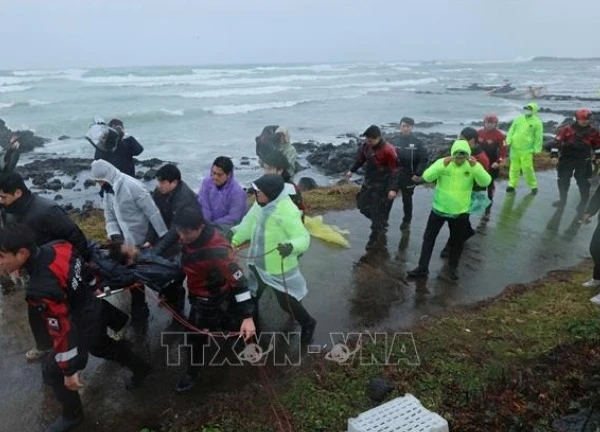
[47,317,60,331]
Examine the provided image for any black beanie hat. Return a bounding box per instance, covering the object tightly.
[252,174,285,202]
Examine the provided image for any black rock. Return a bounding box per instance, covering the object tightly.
[135,158,170,168]
[63,182,76,190]
[54,194,63,201]
[19,157,93,178]
[143,169,157,181]
[298,177,318,191]
[62,203,74,212]
[240,159,250,166]
[366,378,395,402]
[135,171,144,180]
[292,142,320,154]
[45,179,62,191]
[82,200,94,212]
[73,188,81,192]
[30,173,53,186]
[58,135,70,141]
[83,179,96,189]
[0,120,50,152]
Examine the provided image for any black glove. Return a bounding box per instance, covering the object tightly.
[110,234,124,244]
[277,243,293,258]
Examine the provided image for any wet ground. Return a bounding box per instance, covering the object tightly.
[0,171,596,432]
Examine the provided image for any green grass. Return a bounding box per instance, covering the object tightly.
[162,262,600,431]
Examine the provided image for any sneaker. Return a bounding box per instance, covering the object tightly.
[400,221,411,231]
[301,318,317,344]
[440,246,449,259]
[506,187,516,193]
[25,347,51,362]
[45,413,84,432]
[583,279,600,288]
[590,294,600,306]
[175,372,199,393]
[110,314,132,341]
[552,200,566,208]
[407,266,429,278]
[531,188,538,195]
[447,266,459,282]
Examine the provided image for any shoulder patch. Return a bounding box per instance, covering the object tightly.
[47,317,60,331]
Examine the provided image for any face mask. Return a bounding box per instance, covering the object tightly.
[523,108,532,116]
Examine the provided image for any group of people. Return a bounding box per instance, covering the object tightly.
[1,106,600,431]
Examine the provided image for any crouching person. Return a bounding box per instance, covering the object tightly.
[0,224,151,432]
[170,208,256,393]
[231,174,316,344]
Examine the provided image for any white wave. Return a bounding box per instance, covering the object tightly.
[0,76,42,86]
[78,72,381,88]
[204,100,305,115]
[439,68,474,73]
[28,99,51,106]
[319,77,438,90]
[0,102,14,109]
[12,68,88,78]
[0,85,33,93]
[159,108,184,116]
[252,64,349,73]
[178,85,299,98]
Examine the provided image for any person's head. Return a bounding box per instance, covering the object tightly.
[523,102,539,117]
[0,172,30,207]
[399,117,415,136]
[261,151,291,182]
[108,118,125,137]
[155,164,181,195]
[0,223,36,273]
[450,140,472,166]
[252,174,285,207]
[362,125,382,147]
[459,127,479,148]
[575,109,592,127]
[211,156,234,188]
[91,159,118,188]
[275,126,290,145]
[173,208,205,245]
[484,114,499,131]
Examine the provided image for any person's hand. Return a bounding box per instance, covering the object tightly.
[9,135,20,149]
[277,243,293,258]
[64,373,84,391]
[491,162,499,169]
[387,190,397,200]
[551,157,559,166]
[343,171,352,180]
[468,157,477,167]
[142,242,151,248]
[443,157,452,167]
[239,318,256,342]
[110,234,124,244]
[411,175,421,183]
[581,213,592,225]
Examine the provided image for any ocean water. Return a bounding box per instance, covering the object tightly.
[0,59,599,188]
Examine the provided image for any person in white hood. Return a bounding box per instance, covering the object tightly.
[90,159,168,320]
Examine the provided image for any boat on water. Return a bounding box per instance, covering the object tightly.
[489,86,546,100]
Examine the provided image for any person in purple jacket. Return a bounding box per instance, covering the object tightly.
[198,156,248,232]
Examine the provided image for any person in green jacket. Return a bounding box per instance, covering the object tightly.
[407,140,492,281]
[505,102,544,194]
[231,174,317,343]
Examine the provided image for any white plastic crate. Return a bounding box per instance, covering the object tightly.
[347,394,449,432]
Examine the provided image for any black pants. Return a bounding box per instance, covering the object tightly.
[250,265,313,328]
[357,186,393,234]
[400,186,415,223]
[591,222,600,280]
[29,300,128,349]
[557,158,592,204]
[417,211,470,269]
[185,297,240,373]
[41,301,147,419]
[159,276,186,315]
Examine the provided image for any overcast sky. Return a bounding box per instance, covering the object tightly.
[2,0,599,69]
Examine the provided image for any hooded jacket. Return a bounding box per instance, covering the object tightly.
[506,103,544,156]
[390,133,428,182]
[273,127,298,177]
[231,175,310,300]
[552,122,600,160]
[422,140,492,216]
[94,135,143,177]
[198,167,247,227]
[91,159,167,246]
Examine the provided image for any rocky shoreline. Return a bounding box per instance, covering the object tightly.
[0,108,594,212]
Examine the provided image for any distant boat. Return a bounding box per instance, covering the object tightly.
[489,86,546,100]
[446,83,504,91]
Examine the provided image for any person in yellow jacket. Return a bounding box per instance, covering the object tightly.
[407,140,492,281]
[506,102,544,194]
[231,174,317,344]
